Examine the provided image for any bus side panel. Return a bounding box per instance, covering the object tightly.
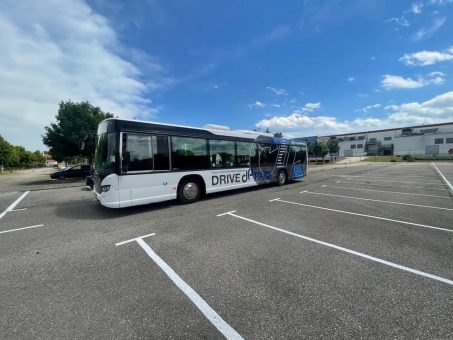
[119,173,173,206]
[203,168,258,194]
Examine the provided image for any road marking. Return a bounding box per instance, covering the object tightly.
[115,233,156,246]
[216,210,237,217]
[0,191,30,220]
[300,190,453,211]
[0,224,44,235]
[116,233,243,340]
[431,162,453,196]
[218,211,453,286]
[10,208,27,212]
[344,178,445,186]
[320,185,450,199]
[270,198,452,233]
[337,182,447,192]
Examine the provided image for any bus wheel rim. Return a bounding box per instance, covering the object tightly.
[279,172,286,183]
[183,182,199,200]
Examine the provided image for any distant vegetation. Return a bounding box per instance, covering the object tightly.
[0,135,46,170]
[42,100,113,163]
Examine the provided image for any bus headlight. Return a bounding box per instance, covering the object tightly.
[101,185,111,193]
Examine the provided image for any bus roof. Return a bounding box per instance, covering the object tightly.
[100,118,306,145]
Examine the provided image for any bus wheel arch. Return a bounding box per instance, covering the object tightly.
[177,175,205,204]
[277,169,288,186]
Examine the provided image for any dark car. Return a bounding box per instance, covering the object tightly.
[50,165,91,180]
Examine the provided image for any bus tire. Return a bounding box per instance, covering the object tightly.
[277,169,287,186]
[177,178,202,204]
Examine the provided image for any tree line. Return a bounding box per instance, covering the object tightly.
[0,135,46,169]
[307,139,340,160]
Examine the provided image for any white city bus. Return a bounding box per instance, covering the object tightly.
[93,118,307,208]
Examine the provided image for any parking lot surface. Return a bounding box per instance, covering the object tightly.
[1,162,452,339]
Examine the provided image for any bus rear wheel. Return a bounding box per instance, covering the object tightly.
[277,170,287,186]
[178,179,201,204]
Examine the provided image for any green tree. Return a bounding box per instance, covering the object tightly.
[273,132,284,138]
[312,141,329,161]
[326,139,340,161]
[42,101,113,163]
[0,135,13,168]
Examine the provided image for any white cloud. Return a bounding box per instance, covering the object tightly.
[255,91,453,136]
[411,2,423,14]
[381,72,445,89]
[266,86,288,96]
[360,104,382,113]
[0,0,165,150]
[385,91,453,124]
[429,0,453,5]
[386,16,410,27]
[248,101,266,108]
[413,17,446,41]
[301,102,321,112]
[399,46,453,66]
[347,77,355,82]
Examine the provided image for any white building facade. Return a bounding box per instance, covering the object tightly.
[319,122,453,157]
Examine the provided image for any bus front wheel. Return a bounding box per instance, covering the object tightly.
[178,179,201,204]
[277,170,287,186]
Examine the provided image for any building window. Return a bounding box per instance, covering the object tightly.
[446,137,453,144]
[435,138,444,144]
[209,140,235,168]
[358,135,365,140]
[351,144,356,149]
[384,137,392,141]
[357,144,363,148]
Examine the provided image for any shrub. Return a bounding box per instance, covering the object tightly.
[402,154,414,162]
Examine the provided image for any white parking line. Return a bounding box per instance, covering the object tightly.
[320,185,450,199]
[341,178,445,186]
[432,162,453,195]
[270,198,452,233]
[336,182,447,191]
[0,224,44,235]
[0,191,30,220]
[300,190,453,211]
[116,233,243,340]
[218,211,453,286]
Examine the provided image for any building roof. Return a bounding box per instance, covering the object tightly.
[320,121,453,138]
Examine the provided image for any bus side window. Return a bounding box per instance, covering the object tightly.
[153,136,170,170]
[236,142,252,167]
[209,140,235,168]
[171,136,210,170]
[123,134,153,172]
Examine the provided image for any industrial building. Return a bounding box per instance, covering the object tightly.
[319,121,453,157]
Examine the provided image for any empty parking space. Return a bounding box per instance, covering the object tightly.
[1,162,452,339]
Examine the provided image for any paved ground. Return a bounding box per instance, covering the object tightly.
[0,162,452,339]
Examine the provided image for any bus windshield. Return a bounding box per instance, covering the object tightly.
[94,132,116,176]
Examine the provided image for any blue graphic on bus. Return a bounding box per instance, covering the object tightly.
[291,164,304,179]
[272,137,289,144]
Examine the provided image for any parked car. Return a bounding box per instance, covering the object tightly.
[50,165,91,180]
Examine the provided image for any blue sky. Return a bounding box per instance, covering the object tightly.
[1,0,453,150]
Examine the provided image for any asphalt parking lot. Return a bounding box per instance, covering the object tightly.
[1,162,452,339]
